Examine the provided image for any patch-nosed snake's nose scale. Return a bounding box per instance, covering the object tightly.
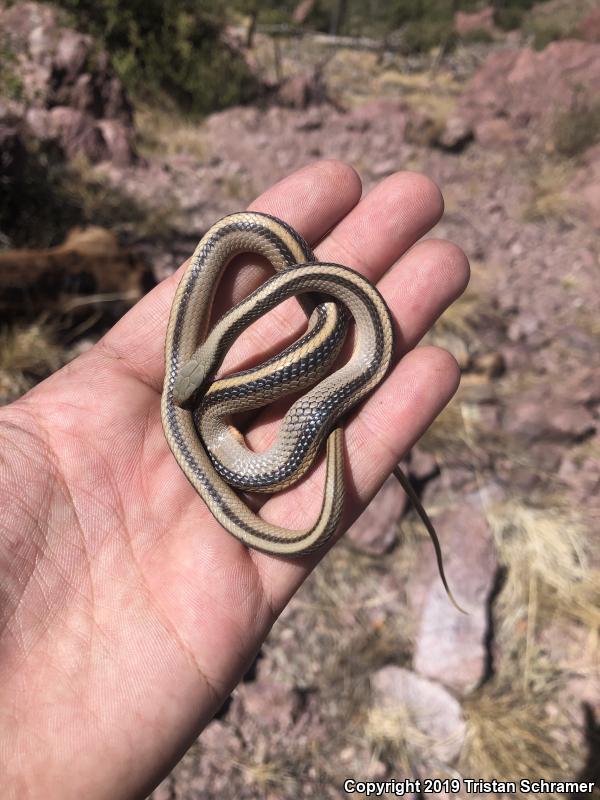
[161,211,462,610]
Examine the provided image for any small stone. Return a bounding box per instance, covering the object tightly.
[234,679,301,730]
[437,116,474,152]
[371,666,466,763]
[552,406,596,440]
[474,118,516,148]
[504,393,596,444]
[371,158,398,179]
[454,6,495,36]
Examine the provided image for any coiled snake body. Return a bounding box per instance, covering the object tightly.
[161,211,459,607]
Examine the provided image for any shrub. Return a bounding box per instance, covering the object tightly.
[493,7,525,30]
[49,0,261,114]
[553,101,600,157]
[0,35,24,101]
[0,137,157,248]
[524,8,580,50]
[459,27,495,44]
[402,18,457,53]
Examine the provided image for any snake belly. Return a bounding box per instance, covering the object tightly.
[161,211,395,555]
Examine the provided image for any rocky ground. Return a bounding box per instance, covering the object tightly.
[1,2,599,798]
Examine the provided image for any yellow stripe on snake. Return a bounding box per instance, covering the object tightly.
[161,211,462,610]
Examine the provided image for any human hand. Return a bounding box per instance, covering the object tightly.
[0,161,469,799]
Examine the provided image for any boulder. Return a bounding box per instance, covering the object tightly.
[0,1,135,164]
[454,7,495,37]
[577,7,600,43]
[457,41,600,152]
[371,666,466,764]
[407,499,499,695]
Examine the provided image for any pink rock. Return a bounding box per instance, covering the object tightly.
[408,500,498,695]
[54,28,91,79]
[371,666,466,763]
[346,474,407,555]
[97,119,136,166]
[47,106,108,161]
[276,70,328,109]
[552,406,596,440]
[474,118,515,147]
[578,7,600,42]
[408,447,439,482]
[504,392,596,443]
[454,6,495,36]
[234,680,301,730]
[457,41,600,151]
[0,0,135,164]
[437,115,473,151]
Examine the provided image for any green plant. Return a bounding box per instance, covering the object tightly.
[402,17,457,53]
[493,7,525,30]
[50,0,261,114]
[529,17,572,49]
[553,101,600,157]
[0,35,24,100]
[0,137,165,248]
[459,26,495,44]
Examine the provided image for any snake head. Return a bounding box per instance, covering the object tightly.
[172,359,209,408]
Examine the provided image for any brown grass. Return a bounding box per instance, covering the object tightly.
[0,320,64,401]
[461,686,572,797]
[136,106,209,161]
[489,501,600,632]
[521,157,578,223]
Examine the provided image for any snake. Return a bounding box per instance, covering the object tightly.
[161,211,462,609]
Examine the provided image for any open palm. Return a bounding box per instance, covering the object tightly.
[0,161,469,799]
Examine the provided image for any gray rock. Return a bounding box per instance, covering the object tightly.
[0,1,134,165]
[371,666,466,763]
[408,500,498,695]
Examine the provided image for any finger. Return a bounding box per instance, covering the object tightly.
[316,170,444,280]
[251,345,461,604]
[96,160,363,392]
[190,170,446,383]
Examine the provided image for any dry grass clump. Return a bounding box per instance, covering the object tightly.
[553,101,600,158]
[524,0,598,49]
[424,258,503,372]
[458,500,597,794]
[461,687,571,798]
[136,106,209,160]
[489,501,600,633]
[232,752,303,796]
[0,321,64,401]
[364,704,430,777]
[521,157,578,223]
